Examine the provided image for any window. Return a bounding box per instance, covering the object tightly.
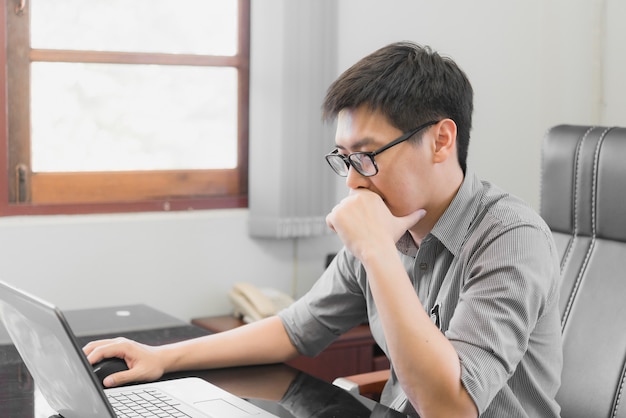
[1,0,250,215]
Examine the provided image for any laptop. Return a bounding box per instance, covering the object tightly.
[0,280,278,418]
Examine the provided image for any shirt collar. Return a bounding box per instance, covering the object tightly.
[430,170,483,256]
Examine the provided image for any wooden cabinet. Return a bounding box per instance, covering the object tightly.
[191,315,389,383]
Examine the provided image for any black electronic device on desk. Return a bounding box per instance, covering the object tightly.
[192,364,410,418]
[0,281,408,418]
[0,302,208,347]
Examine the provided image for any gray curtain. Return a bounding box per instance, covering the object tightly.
[248,0,338,238]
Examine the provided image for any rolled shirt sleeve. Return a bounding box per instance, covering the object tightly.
[278,248,369,357]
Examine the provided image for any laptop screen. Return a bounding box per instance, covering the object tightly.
[0,283,114,418]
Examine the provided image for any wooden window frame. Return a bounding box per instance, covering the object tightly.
[0,0,250,215]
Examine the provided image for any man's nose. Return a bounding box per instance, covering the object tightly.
[345,165,369,190]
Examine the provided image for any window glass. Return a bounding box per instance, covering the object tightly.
[31,62,238,172]
[30,0,238,55]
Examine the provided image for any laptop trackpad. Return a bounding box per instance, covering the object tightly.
[194,399,257,416]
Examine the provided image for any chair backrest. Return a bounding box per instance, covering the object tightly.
[540,125,626,418]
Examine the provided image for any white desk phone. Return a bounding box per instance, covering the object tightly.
[229,282,295,323]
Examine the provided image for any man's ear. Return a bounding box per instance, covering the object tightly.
[432,119,457,163]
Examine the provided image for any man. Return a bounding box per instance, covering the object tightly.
[85,42,563,417]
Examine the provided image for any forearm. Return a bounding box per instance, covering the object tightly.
[362,245,477,417]
[158,316,300,373]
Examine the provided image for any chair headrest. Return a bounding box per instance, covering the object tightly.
[540,125,626,242]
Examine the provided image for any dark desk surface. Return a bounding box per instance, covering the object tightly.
[0,305,407,418]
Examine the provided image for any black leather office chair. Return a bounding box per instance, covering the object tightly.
[541,124,626,417]
[335,125,626,417]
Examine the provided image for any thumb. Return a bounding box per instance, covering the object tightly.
[400,208,427,230]
[103,369,135,388]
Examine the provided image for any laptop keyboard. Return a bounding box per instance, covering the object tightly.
[108,387,191,418]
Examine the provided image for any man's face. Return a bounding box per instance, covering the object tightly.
[334,106,438,217]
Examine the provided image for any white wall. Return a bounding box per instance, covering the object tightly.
[0,0,624,322]
[0,210,340,321]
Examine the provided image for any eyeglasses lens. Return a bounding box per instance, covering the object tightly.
[326,154,378,177]
[350,154,376,176]
[326,155,349,176]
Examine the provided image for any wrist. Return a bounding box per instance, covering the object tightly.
[156,343,185,374]
[359,234,397,263]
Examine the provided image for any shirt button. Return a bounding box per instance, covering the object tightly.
[419,263,428,270]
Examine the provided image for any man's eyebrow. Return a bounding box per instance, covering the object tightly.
[335,137,377,151]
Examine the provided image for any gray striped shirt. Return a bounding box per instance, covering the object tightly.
[279,171,562,417]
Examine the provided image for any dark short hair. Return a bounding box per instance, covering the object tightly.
[322,41,473,173]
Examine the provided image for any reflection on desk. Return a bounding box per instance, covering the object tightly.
[192,364,408,418]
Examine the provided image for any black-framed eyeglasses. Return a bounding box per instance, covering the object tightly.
[325,120,439,177]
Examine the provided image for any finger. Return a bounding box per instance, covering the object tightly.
[102,369,135,388]
[325,212,336,232]
[85,338,131,364]
[83,338,117,358]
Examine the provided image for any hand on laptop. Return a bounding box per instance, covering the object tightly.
[83,337,165,387]
[84,316,300,389]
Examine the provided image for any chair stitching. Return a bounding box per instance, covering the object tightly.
[559,235,574,274]
[612,362,626,417]
[590,127,613,237]
[560,126,593,329]
[560,126,611,330]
